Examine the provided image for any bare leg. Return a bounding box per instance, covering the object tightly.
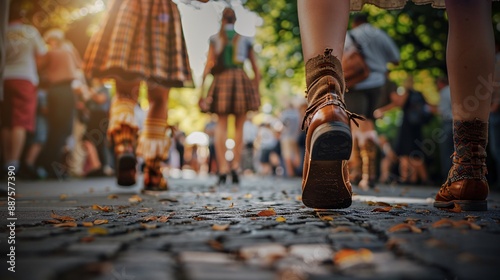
[231,114,246,171]
[446,0,494,121]
[298,0,350,61]
[25,143,43,166]
[3,127,26,166]
[215,115,229,174]
[147,85,169,120]
[399,156,409,183]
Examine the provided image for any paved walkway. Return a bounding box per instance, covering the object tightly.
[1,175,499,280]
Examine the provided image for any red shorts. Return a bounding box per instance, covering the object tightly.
[1,79,37,132]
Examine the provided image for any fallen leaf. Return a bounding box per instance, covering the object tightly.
[142,216,158,222]
[367,201,391,207]
[432,219,454,228]
[54,222,78,228]
[275,216,286,223]
[138,208,153,213]
[258,208,276,217]
[222,196,232,201]
[320,215,334,221]
[334,248,373,269]
[141,223,157,229]
[332,226,353,233]
[243,193,253,199]
[157,215,171,223]
[415,209,431,214]
[59,194,68,201]
[229,202,234,208]
[107,194,119,199]
[80,236,95,243]
[372,207,392,213]
[93,219,108,225]
[208,239,224,251]
[193,216,207,221]
[452,220,481,230]
[158,197,179,203]
[129,195,143,204]
[394,203,409,208]
[465,215,479,222]
[51,211,76,222]
[212,224,230,231]
[388,223,422,233]
[82,222,94,227]
[92,205,112,212]
[204,206,216,211]
[405,218,420,225]
[88,227,108,235]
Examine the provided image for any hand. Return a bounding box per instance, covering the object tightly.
[373,109,384,119]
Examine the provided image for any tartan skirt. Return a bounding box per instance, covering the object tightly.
[84,0,192,88]
[206,69,260,115]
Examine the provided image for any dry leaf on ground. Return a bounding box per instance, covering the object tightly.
[229,203,234,208]
[319,215,334,221]
[140,223,157,229]
[157,215,172,223]
[243,193,253,199]
[93,219,108,225]
[138,208,153,213]
[51,211,76,222]
[129,195,143,204]
[107,194,119,199]
[54,222,78,228]
[372,207,392,213]
[59,194,68,200]
[92,205,112,212]
[142,216,158,222]
[205,206,216,211]
[388,223,422,233]
[332,226,353,233]
[208,239,224,251]
[334,248,374,269]
[276,216,286,223]
[212,224,230,231]
[258,208,276,217]
[82,222,94,227]
[88,227,108,235]
[222,196,232,200]
[367,201,391,207]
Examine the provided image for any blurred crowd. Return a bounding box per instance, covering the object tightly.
[1,4,499,191]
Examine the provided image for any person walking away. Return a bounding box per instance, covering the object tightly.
[279,101,301,177]
[343,13,400,190]
[200,7,261,185]
[1,3,47,175]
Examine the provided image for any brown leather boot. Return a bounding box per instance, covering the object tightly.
[301,49,363,209]
[112,125,138,187]
[434,119,489,211]
[358,138,377,190]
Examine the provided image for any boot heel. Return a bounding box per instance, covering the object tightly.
[116,152,137,186]
[302,160,352,209]
[310,122,352,161]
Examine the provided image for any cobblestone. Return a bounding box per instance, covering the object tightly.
[1,176,499,279]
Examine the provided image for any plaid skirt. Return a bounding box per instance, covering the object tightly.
[84,0,192,88]
[206,69,260,115]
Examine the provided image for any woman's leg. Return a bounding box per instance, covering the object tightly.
[298,0,350,61]
[298,0,355,209]
[435,0,493,210]
[215,114,229,175]
[232,114,246,171]
[137,84,171,191]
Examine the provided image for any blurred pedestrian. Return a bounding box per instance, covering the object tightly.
[242,113,258,174]
[343,13,400,190]
[204,115,218,174]
[23,89,48,179]
[37,29,82,179]
[82,78,111,177]
[256,123,277,176]
[297,0,494,211]
[279,102,301,177]
[1,3,47,174]
[200,7,260,185]
[84,0,208,192]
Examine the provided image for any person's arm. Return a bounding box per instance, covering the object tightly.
[201,41,216,88]
[248,46,260,91]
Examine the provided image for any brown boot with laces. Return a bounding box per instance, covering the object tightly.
[301,49,364,209]
[434,119,489,211]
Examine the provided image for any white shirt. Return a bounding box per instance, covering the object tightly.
[345,23,399,90]
[5,23,47,85]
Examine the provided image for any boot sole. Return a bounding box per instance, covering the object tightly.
[116,153,137,187]
[302,122,352,209]
[433,200,487,211]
